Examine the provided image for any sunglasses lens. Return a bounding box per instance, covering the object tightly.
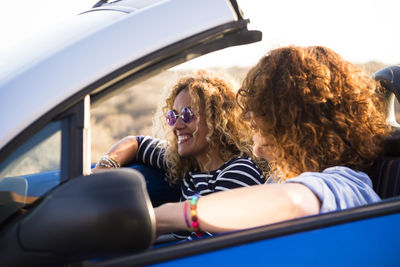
[166,110,177,126]
[181,107,193,123]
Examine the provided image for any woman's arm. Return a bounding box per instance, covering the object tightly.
[106,136,139,165]
[93,136,138,171]
[155,183,320,235]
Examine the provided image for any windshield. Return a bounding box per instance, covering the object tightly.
[0,121,63,225]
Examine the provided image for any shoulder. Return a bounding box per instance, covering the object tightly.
[216,156,265,183]
[285,166,380,212]
[218,156,263,176]
[294,166,373,187]
[222,156,260,170]
[137,136,167,147]
[136,135,154,144]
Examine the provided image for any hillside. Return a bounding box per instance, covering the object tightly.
[91,63,394,163]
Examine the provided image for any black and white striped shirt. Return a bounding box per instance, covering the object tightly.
[135,136,265,200]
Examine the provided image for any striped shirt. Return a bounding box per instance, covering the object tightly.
[135,136,265,200]
[136,136,265,239]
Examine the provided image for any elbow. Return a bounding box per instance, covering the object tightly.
[123,136,137,142]
[289,198,318,218]
[283,184,321,219]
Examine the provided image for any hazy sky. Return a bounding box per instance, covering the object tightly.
[1,0,399,68]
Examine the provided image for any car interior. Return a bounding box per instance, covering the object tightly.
[1,61,400,266]
[368,65,400,199]
[1,0,398,265]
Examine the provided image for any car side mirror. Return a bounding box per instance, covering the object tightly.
[0,168,156,266]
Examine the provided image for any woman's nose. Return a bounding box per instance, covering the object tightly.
[252,132,271,159]
[173,116,186,130]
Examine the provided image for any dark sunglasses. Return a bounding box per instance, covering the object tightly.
[166,107,195,126]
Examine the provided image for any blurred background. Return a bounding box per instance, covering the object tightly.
[1,0,399,162]
[1,0,399,66]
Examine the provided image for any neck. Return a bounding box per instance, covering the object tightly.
[195,148,225,172]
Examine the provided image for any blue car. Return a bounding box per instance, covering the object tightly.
[0,0,400,266]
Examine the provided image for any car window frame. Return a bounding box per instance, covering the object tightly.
[91,196,400,266]
[0,95,90,195]
[0,19,261,179]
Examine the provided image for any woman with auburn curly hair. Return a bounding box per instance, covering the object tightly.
[154,46,390,236]
[239,45,389,181]
[93,70,266,237]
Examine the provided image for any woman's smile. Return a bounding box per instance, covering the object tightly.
[177,134,193,144]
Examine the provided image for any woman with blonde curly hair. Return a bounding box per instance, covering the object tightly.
[154,46,390,235]
[160,70,263,186]
[93,70,266,236]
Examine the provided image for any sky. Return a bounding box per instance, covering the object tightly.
[0,0,399,69]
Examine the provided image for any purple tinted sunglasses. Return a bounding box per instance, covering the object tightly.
[166,107,195,126]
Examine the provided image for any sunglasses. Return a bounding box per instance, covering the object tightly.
[166,107,195,126]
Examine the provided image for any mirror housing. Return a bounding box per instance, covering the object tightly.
[0,168,155,266]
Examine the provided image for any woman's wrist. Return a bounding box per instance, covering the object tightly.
[95,154,121,169]
[107,136,138,166]
[154,195,204,236]
[186,194,202,237]
[154,202,187,235]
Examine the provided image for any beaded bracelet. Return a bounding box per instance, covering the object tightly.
[189,194,202,237]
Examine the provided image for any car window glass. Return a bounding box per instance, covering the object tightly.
[91,70,172,163]
[0,121,62,199]
[395,98,400,123]
[90,68,245,163]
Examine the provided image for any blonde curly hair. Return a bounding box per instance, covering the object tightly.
[237,46,390,181]
[157,70,259,184]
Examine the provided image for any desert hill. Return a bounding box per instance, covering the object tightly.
[91,62,394,162]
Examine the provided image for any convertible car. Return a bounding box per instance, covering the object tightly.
[0,0,400,266]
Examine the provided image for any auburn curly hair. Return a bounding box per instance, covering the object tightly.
[237,46,390,181]
[157,70,261,184]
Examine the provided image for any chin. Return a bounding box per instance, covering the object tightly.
[177,148,191,157]
[178,152,193,157]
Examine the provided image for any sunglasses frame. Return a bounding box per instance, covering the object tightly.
[166,107,195,126]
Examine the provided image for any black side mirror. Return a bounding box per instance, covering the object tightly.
[0,168,155,266]
[373,66,400,157]
[373,65,400,128]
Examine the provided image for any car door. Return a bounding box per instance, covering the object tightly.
[0,0,262,265]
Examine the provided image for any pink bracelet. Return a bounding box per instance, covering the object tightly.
[183,200,191,229]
